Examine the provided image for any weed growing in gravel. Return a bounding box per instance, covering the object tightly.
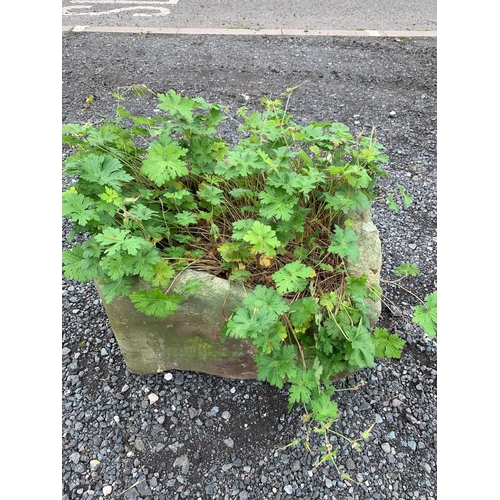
[62,84,437,474]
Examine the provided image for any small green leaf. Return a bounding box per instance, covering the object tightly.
[99,276,134,303]
[197,183,225,206]
[99,187,123,206]
[95,228,144,256]
[372,327,405,358]
[254,345,298,389]
[321,186,370,214]
[130,245,162,278]
[79,154,133,190]
[289,297,318,330]
[252,322,287,354]
[224,306,277,340]
[387,194,399,212]
[345,275,368,298]
[62,244,100,282]
[229,187,254,199]
[328,225,359,262]
[100,252,135,280]
[129,204,156,222]
[218,240,252,264]
[288,367,317,406]
[129,289,183,318]
[157,89,196,121]
[175,211,198,227]
[272,261,315,294]
[413,291,437,338]
[361,422,376,440]
[145,260,175,287]
[141,141,188,187]
[242,285,290,316]
[345,321,375,369]
[242,220,281,256]
[62,191,99,226]
[179,279,206,295]
[394,262,420,277]
[309,392,339,422]
[228,269,252,283]
[258,186,297,221]
[398,184,413,207]
[231,219,256,240]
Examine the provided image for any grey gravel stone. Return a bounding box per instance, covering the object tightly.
[174,454,190,474]
[62,33,436,500]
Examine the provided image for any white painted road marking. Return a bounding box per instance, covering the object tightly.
[68,0,179,3]
[63,0,179,17]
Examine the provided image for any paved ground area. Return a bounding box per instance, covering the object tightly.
[62,0,437,34]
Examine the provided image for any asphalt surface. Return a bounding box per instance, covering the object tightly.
[61,0,437,33]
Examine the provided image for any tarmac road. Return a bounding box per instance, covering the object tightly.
[62,0,437,35]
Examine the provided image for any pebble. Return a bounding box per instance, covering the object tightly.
[222,410,231,420]
[148,393,159,404]
[205,483,217,495]
[381,443,391,453]
[174,454,190,473]
[90,459,100,471]
[421,462,432,474]
[103,485,112,496]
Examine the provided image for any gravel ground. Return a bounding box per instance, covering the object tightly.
[62,32,437,500]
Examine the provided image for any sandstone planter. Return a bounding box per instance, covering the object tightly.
[96,209,382,379]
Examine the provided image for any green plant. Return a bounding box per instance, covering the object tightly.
[62,84,437,472]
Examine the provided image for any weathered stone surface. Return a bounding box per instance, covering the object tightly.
[343,208,383,327]
[96,209,381,379]
[96,270,258,378]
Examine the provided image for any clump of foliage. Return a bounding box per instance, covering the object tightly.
[62,84,437,474]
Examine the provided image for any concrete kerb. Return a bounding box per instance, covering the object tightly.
[62,26,437,37]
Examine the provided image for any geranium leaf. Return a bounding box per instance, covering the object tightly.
[129,289,183,318]
[272,261,315,294]
[413,291,437,338]
[242,220,281,256]
[372,327,405,358]
[141,141,188,187]
[79,154,133,190]
[242,285,290,316]
[328,225,359,262]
